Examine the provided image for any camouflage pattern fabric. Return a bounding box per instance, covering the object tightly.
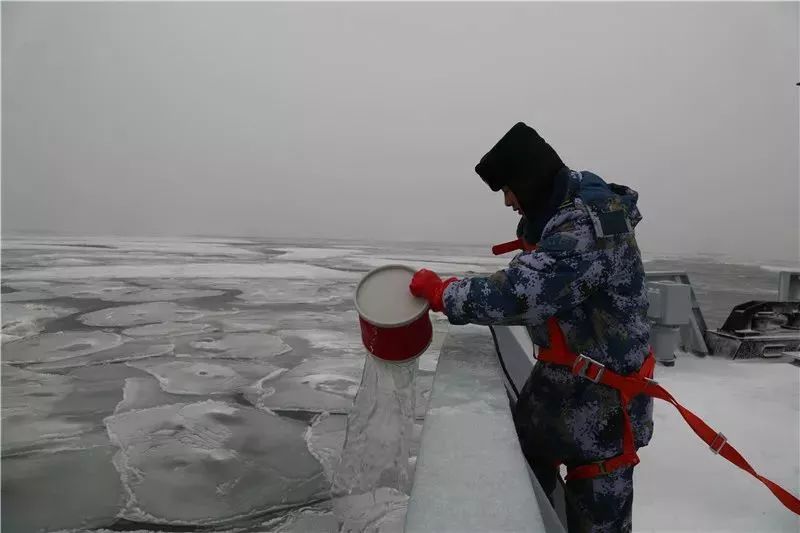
[442,170,652,532]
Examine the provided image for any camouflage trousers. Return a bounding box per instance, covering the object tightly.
[527,454,634,533]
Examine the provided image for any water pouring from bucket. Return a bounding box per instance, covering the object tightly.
[331,265,434,528]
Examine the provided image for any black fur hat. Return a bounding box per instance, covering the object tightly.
[475,122,565,193]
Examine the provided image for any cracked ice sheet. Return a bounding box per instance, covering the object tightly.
[2,262,360,281]
[3,331,125,365]
[104,400,328,525]
[79,302,205,327]
[128,358,285,396]
[253,356,364,413]
[1,302,77,342]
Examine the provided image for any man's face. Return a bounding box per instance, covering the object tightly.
[502,186,522,215]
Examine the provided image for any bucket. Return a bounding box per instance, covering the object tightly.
[354,264,433,363]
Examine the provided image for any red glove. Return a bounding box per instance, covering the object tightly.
[409,269,457,313]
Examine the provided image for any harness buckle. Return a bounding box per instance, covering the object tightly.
[572,354,606,383]
[594,460,609,475]
[710,432,727,455]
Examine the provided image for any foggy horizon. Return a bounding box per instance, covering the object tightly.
[3,2,799,263]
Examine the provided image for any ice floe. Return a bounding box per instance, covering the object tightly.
[104,400,328,525]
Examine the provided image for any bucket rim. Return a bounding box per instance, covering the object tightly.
[354,264,430,328]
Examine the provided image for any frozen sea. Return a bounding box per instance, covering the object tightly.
[1,235,798,532]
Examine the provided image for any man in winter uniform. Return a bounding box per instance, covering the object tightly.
[409,122,653,533]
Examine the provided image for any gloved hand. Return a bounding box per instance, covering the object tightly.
[409,269,457,313]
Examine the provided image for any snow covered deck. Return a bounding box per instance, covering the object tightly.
[408,328,799,532]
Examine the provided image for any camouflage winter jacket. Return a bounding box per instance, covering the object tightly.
[442,170,653,460]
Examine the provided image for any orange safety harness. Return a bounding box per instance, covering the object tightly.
[537,317,800,516]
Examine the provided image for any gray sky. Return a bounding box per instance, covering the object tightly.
[3,2,798,262]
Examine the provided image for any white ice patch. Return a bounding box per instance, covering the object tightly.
[79,302,204,327]
[3,263,360,281]
[189,332,292,359]
[1,302,77,342]
[104,400,327,525]
[2,331,124,364]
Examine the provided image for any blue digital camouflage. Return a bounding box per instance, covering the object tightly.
[442,170,652,532]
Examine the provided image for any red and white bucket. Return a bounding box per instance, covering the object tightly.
[354,264,433,363]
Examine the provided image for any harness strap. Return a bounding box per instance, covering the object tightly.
[537,318,800,515]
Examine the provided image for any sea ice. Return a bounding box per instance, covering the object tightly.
[253,356,364,413]
[2,331,124,365]
[25,342,175,372]
[104,400,329,525]
[128,358,285,396]
[189,332,293,359]
[123,321,215,338]
[79,302,205,327]
[102,288,225,303]
[273,247,363,261]
[2,438,123,532]
[3,262,361,281]
[1,365,90,454]
[1,302,77,342]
